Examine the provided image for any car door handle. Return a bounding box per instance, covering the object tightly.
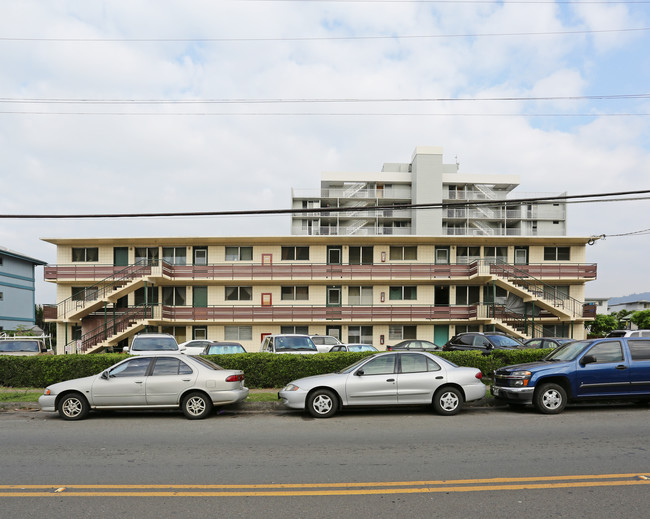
[435,376,443,379]
[135,381,143,384]
[182,379,191,382]
[616,365,627,370]
[386,378,395,382]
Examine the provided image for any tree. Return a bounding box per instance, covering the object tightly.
[612,309,632,330]
[630,310,650,330]
[588,314,618,337]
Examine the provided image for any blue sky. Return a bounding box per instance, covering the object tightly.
[1,0,649,303]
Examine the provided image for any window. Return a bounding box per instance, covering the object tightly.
[281,286,309,301]
[192,326,207,340]
[225,286,253,301]
[109,358,151,378]
[629,340,650,361]
[162,287,186,306]
[281,246,309,261]
[71,286,99,302]
[483,286,507,304]
[457,247,481,264]
[484,247,507,264]
[135,247,159,266]
[544,285,570,301]
[358,355,395,375]
[389,286,417,301]
[544,247,570,261]
[194,247,208,265]
[225,246,253,261]
[72,247,99,262]
[588,341,624,363]
[134,286,159,305]
[348,286,373,305]
[455,325,480,334]
[151,357,193,376]
[400,353,441,373]
[224,326,252,341]
[162,247,187,265]
[435,247,450,264]
[389,325,417,341]
[349,246,373,265]
[514,247,528,265]
[389,246,417,260]
[281,325,309,334]
[348,326,373,344]
[456,286,480,305]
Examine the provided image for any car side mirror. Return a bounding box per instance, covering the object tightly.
[356,369,365,376]
[581,354,596,366]
[101,371,109,380]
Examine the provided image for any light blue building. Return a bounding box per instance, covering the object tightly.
[0,246,47,331]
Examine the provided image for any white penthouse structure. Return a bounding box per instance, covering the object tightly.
[291,146,566,237]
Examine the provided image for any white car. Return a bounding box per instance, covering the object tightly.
[308,335,344,353]
[178,339,215,355]
[279,351,486,418]
[39,354,248,420]
[123,333,184,355]
[260,334,318,354]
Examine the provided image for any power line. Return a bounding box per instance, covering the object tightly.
[1,27,648,43]
[1,111,648,117]
[1,189,648,220]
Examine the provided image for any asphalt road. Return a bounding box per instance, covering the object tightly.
[2,403,649,518]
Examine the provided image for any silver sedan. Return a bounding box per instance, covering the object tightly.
[279,351,485,418]
[39,355,248,420]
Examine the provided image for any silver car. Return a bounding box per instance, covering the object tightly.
[279,351,485,418]
[39,355,248,420]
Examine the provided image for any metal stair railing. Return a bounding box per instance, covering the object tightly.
[56,262,153,320]
[478,303,544,339]
[64,303,157,353]
[483,260,585,318]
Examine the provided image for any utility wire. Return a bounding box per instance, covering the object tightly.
[1,27,648,43]
[1,189,648,220]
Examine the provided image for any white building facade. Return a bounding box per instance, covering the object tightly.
[291,146,566,238]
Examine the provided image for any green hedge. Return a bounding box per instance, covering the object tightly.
[0,350,549,389]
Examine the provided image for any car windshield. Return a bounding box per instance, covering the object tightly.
[0,340,40,352]
[348,345,375,352]
[207,345,245,354]
[544,340,593,361]
[275,336,317,351]
[132,337,178,351]
[486,335,522,347]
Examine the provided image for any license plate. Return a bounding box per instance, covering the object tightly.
[492,386,499,396]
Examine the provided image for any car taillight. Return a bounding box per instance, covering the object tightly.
[475,372,483,380]
[225,374,244,382]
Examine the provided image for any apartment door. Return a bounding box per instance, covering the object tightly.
[435,286,450,306]
[327,246,342,265]
[326,286,342,307]
[113,247,129,267]
[434,325,449,346]
[326,326,342,341]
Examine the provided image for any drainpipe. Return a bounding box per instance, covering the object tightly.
[492,280,496,331]
[531,301,536,338]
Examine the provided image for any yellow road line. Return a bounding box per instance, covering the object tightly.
[1,473,649,497]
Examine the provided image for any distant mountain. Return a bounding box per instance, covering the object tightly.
[609,292,650,305]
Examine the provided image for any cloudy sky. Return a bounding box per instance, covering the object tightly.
[1,0,649,304]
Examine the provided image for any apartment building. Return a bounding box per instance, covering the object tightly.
[42,235,596,354]
[291,146,566,237]
[0,246,47,331]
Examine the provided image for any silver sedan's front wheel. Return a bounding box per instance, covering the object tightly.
[58,393,90,421]
[307,389,338,418]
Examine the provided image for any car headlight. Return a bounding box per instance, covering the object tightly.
[283,384,300,392]
[511,370,532,378]
[43,388,53,396]
[509,370,532,387]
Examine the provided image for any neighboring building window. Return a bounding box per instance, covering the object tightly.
[348,286,373,305]
[192,326,208,340]
[162,247,187,265]
[483,286,507,304]
[544,247,570,261]
[281,246,309,260]
[388,325,417,341]
[225,286,253,301]
[281,325,309,334]
[455,325,480,334]
[389,246,417,260]
[456,286,480,305]
[135,247,159,266]
[224,326,252,341]
[435,247,450,264]
[281,286,309,301]
[456,247,481,264]
[134,286,159,305]
[194,247,208,265]
[162,287,187,306]
[71,286,99,302]
[349,246,373,265]
[72,247,99,262]
[389,286,417,301]
[348,326,373,344]
[483,247,507,264]
[225,246,253,261]
[544,285,570,301]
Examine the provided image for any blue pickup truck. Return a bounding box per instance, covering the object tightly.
[491,338,650,414]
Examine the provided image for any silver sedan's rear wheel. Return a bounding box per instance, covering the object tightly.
[307,389,338,418]
[182,392,213,420]
[58,393,90,421]
[433,387,463,416]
